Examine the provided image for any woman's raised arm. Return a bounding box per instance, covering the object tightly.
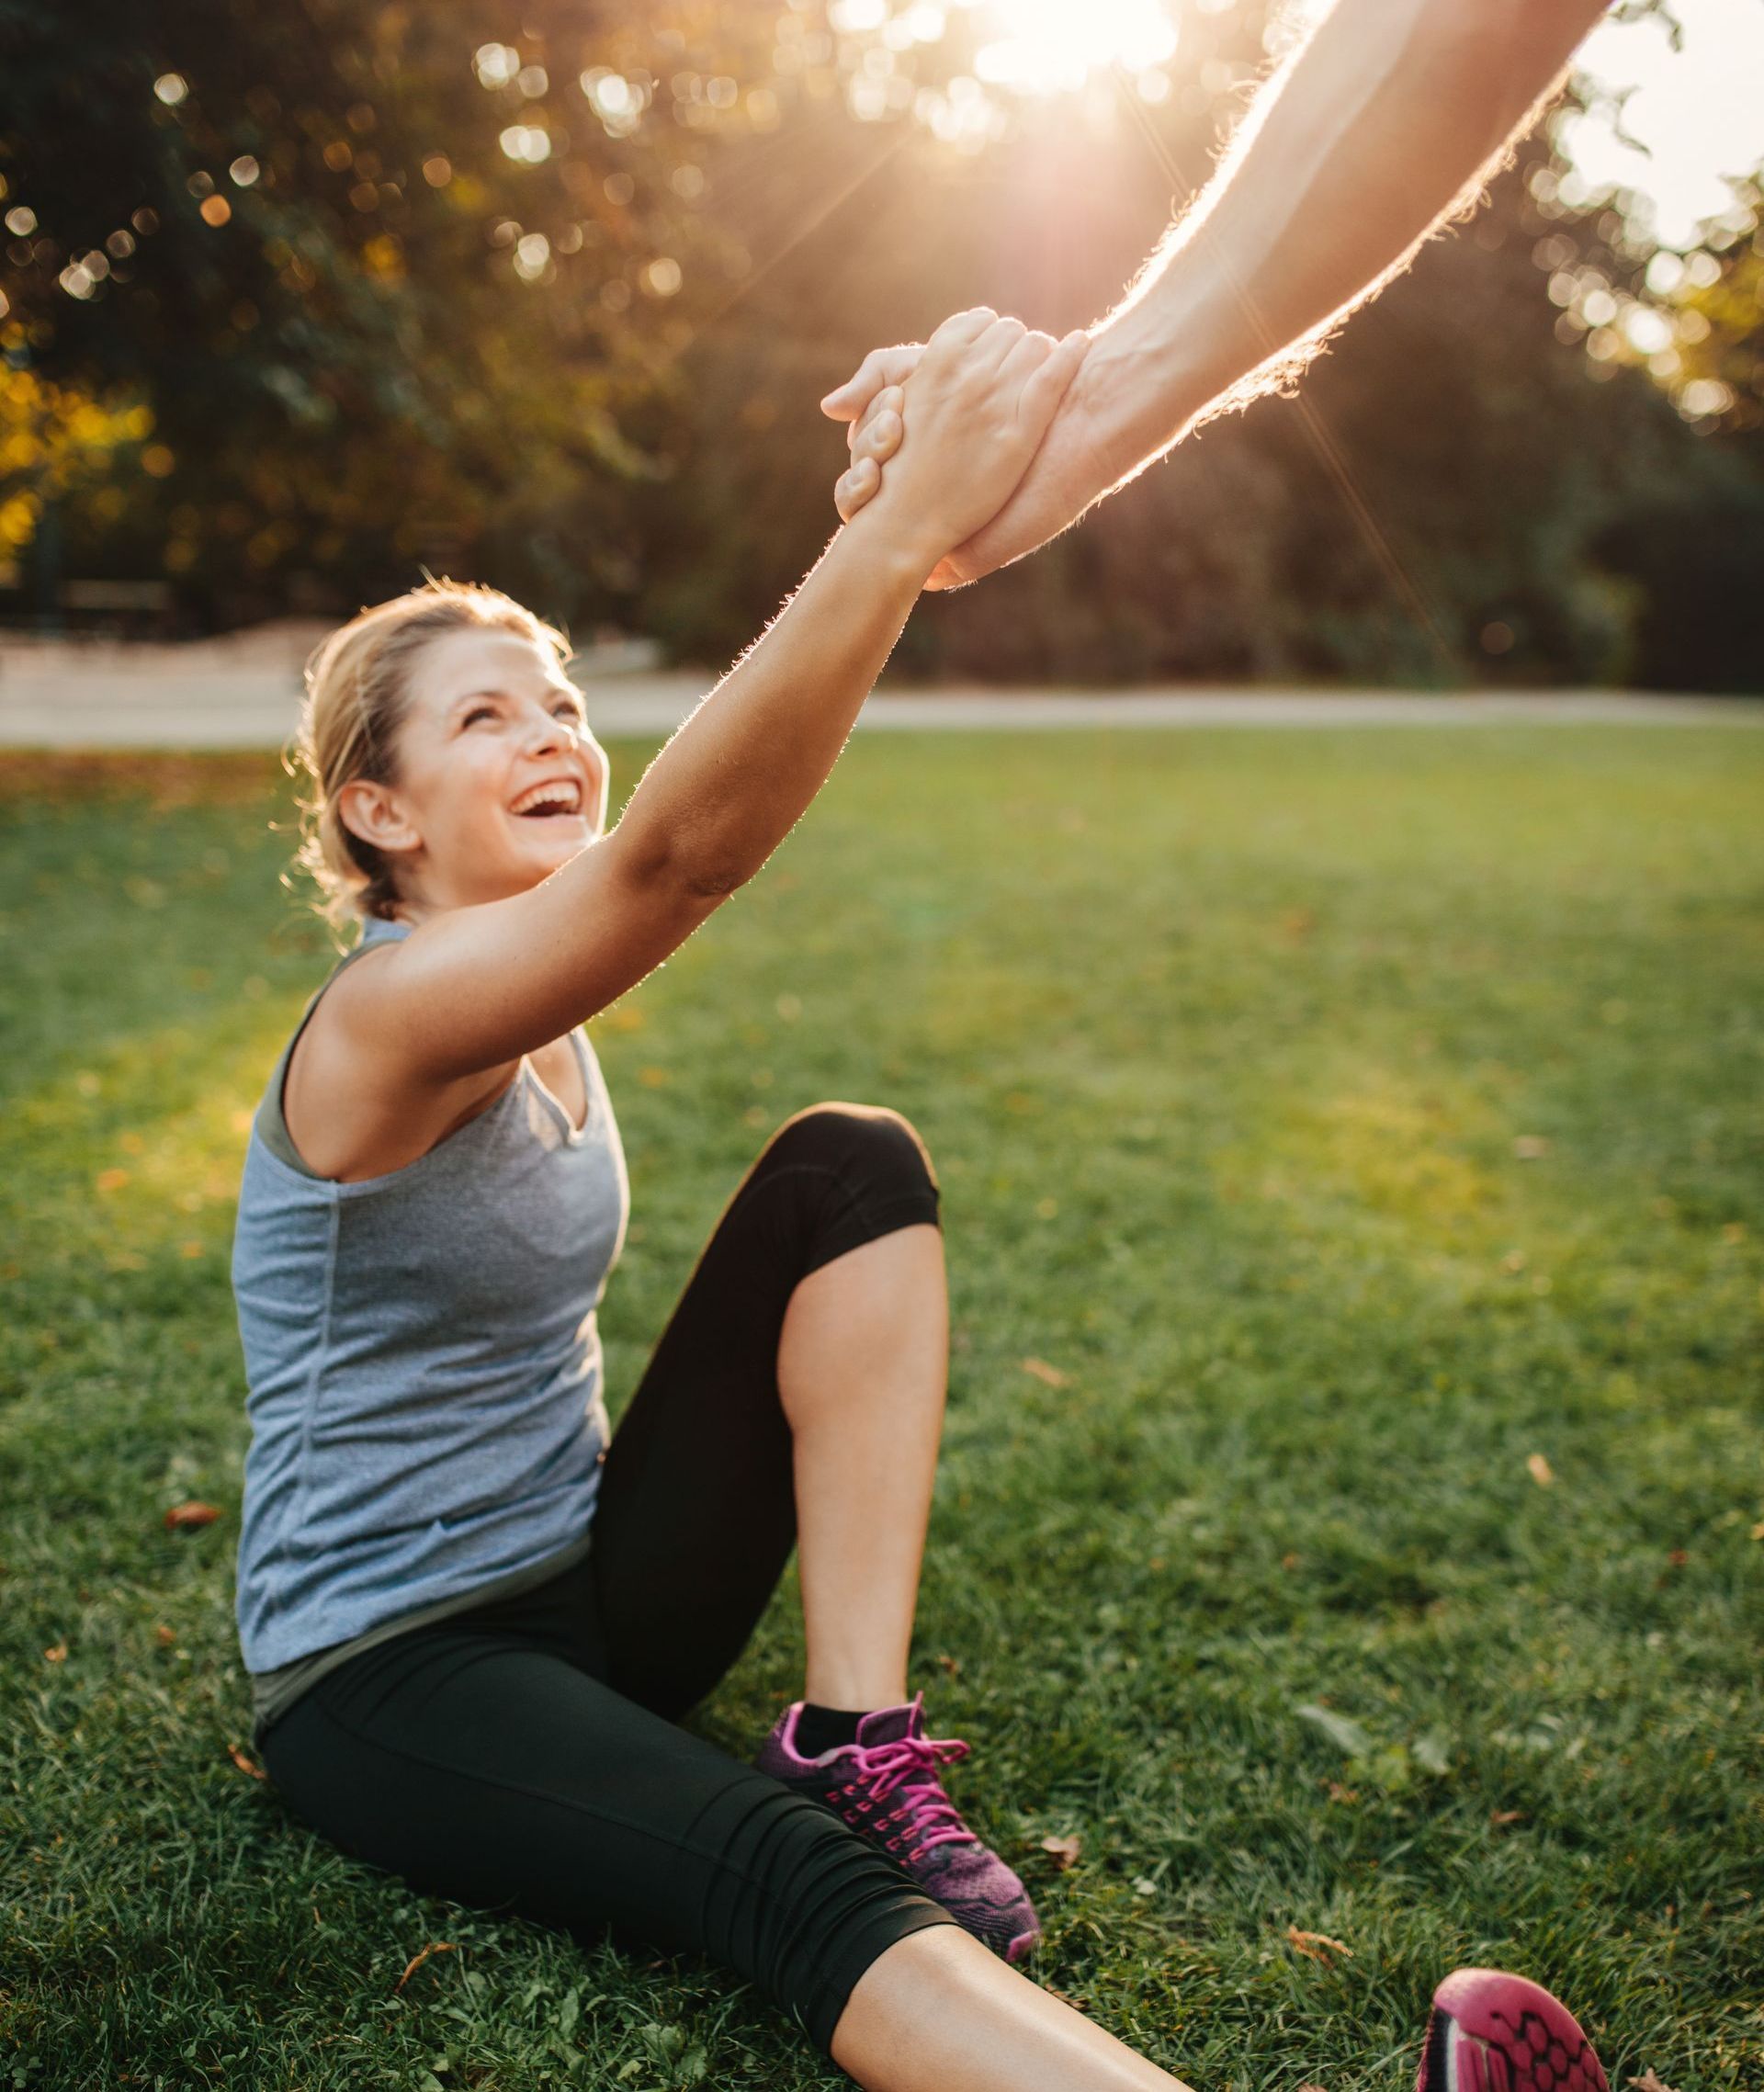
[332,311,1087,1089]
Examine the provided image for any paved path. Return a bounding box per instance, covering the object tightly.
[0,633,1756,748]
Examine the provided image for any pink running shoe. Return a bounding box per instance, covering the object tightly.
[755,1693,1042,1962]
[1418,1969,1609,2092]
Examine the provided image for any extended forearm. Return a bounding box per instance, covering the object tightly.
[613,504,936,896]
[1092,0,1607,461]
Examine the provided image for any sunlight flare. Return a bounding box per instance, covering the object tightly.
[970,0,1178,94]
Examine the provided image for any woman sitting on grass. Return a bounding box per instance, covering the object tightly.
[233,308,1608,2092]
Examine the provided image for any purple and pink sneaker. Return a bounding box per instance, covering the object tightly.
[755,1692,1042,1962]
[1418,1969,1609,2092]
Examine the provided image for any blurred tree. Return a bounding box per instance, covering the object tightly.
[0,0,781,622]
[0,366,152,572]
[2,0,1759,687]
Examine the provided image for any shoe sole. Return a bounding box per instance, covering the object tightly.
[1418,1968,1608,2092]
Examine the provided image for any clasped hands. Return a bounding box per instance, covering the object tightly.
[821,307,1113,591]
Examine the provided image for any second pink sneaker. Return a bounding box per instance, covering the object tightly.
[755,1693,1042,1962]
[1418,1968,1610,2092]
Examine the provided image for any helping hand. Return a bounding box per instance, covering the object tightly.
[824,323,1107,589]
[826,310,1088,577]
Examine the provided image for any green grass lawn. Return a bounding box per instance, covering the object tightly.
[2,728,1761,2092]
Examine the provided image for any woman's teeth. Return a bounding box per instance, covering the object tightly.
[510,779,583,818]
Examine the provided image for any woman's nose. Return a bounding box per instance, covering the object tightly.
[523,705,572,752]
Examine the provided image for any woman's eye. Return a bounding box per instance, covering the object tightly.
[463,706,495,727]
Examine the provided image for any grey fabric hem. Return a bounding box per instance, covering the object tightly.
[248,1528,595,1747]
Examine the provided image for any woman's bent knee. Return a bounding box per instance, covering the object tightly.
[766,1101,939,1205]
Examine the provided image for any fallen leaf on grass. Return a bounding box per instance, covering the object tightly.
[227,1743,266,1781]
[1751,1521,1764,1542]
[1020,1357,1069,1388]
[1286,1926,1352,1966]
[1039,1835,1082,1871]
[1295,1703,1374,1757]
[43,1643,67,1663]
[155,1623,175,1646]
[395,1940,457,1992]
[1526,1453,1555,1487]
[164,1501,220,1530]
[1325,1782,1359,1805]
[1489,1809,1525,1827]
[1627,2071,1680,2092]
[935,1652,961,1677]
[1412,1729,1453,1776]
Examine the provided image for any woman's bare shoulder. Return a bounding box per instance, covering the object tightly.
[282,942,513,1182]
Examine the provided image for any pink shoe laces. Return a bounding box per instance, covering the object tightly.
[831,1731,979,1864]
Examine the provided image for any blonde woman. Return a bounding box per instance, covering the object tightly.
[233,309,1608,2092]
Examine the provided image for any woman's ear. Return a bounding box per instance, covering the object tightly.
[335,777,422,864]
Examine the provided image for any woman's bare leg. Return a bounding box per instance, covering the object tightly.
[774,1204,1192,2086]
[832,1928,1197,2092]
[776,1221,947,1709]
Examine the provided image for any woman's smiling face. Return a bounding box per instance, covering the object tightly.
[337,624,610,919]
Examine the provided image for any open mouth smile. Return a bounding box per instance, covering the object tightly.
[508,776,587,820]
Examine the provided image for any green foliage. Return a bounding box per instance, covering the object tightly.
[1,2,1761,683]
[0,0,779,619]
[3,729,1762,2087]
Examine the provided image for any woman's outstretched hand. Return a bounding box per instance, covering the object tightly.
[834,311,1088,580]
[832,380,907,530]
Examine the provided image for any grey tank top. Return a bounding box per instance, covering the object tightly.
[231,916,628,1741]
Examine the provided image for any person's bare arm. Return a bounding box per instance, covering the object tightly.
[332,313,1088,1090]
[828,0,1611,586]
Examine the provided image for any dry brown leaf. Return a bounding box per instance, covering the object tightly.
[1296,2084,1331,2091]
[1325,1782,1359,1805]
[1286,1926,1352,1966]
[1039,1834,1083,1871]
[1490,1809,1525,1826]
[228,1742,266,1781]
[1021,1357,1069,1388]
[43,1643,67,1663]
[935,1652,961,1677]
[95,1168,130,1194]
[395,1940,457,1992]
[1750,1521,1764,1542]
[164,1500,221,1530]
[1626,2071,1680,2092]
[1526,1453,1555,1488]
[155,1623,175,1646]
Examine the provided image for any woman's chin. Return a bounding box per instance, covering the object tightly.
[513,817,594,873]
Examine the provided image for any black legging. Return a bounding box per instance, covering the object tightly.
[259,1103,957,2054]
